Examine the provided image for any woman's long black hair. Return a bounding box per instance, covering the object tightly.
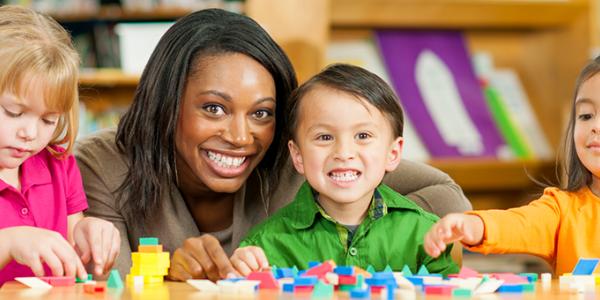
[115,8,297,221]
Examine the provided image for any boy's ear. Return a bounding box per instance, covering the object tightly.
[288,140,305,175]
[385,136,403,172]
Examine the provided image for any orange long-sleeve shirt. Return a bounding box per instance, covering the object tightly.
[465,186,600,275]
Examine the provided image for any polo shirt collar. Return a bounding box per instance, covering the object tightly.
[19,150,52,190]
[289,182,420,230]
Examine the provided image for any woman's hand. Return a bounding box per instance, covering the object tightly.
[230,246,269,277]
[168,234,236,281]
[0,226,87,278]
[424,213,484,258]
[72,217,120,276]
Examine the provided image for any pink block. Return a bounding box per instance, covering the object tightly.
[457,267,480,278]
[247,271,279,289]
[294,286,314,293]
[40,276,75,286]
[490,273,529,284]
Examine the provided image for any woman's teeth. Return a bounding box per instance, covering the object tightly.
[208,151,246,168]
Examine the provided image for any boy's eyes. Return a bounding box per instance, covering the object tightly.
[356,132,372,140]
[316,134,333,141]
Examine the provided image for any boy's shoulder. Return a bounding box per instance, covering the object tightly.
[244,182,318,241]
[377,184,440,224]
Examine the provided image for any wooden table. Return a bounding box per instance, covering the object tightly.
[0,280,593,299]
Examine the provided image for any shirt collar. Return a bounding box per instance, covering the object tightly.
[20,149,52,189]
[288,182,420,229]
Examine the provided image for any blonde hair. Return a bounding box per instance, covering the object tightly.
[0,5,80,158]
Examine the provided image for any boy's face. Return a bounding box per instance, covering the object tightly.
[288,85,403,210]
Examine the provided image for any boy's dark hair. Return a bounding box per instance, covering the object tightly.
[286,63,404,141]
[115,8,297,222]
[560,56,600,191]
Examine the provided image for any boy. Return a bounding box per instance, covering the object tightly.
[231,64,458,275]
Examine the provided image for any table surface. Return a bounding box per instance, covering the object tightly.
[0,279,592,299]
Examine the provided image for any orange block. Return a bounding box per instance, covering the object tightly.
[138,245,163,253]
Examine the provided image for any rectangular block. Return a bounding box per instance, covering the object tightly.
[138,245,163,253]
[130,265,169,276]
[131,252,170,266]
[40,276,75,286]
[139,237,159,246]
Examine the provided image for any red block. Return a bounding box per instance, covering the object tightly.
[247,271,279,289]
[294,286,314,293]
[304,261,334,279]
[40,276,75,286]
[424,285,455,295]
[370,286,385,294]
[338,275,356,285]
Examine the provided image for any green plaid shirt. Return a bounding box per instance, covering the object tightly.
[240,182,459,275]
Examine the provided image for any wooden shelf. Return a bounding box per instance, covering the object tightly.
[330,0,589,29]
[53,7,193,22]
[430,159,556,192]
[79,70,139,87]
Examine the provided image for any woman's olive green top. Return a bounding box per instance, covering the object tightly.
[74,128,471,276]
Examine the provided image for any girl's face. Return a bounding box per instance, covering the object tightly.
[175,53,276,193]
[0,81,60,171]
[574,73,600,180]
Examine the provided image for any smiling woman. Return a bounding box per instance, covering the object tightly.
[74,8,472,281]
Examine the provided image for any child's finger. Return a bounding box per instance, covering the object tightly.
[249,247,269,269]
[41,248,65,276]
[231,256,252,276]
[27,255,45,277]
[52,240,80,277]
[240,250,260,271]
[90,229,103,267]
[73,231,91,264]
[75,255,88,280]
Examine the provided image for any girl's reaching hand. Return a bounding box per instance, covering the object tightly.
[72,217,120,276]
[424,213,484,258]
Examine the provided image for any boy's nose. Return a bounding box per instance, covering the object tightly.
[333,139,356,161]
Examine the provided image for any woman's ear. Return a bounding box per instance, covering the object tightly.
[288,140,305,175]
[385,136,403,172]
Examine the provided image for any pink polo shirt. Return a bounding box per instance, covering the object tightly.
[0,148,88,285]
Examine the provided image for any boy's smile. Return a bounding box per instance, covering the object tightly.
[288,84,403,225]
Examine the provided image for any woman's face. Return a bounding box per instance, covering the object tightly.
[175,53,276,194]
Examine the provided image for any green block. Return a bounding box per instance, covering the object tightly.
[139,237,159,245]
[107,269,124,289]
[339,284,355,292]
[519,273,539,282]
[452,288,472,297]
[366,265,376,274]
[292,266,299,277]
[356,274,364,288]
[417,265,430,275]
[75,274,92,283]
[402,265,413,277]
[383,265,393,273]
[522,283,535,292]
[311,281,334,298]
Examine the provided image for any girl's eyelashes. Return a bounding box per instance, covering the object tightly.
[578,113,593,121]
[3,107,22,118]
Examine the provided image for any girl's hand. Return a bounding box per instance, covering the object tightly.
[168,234,236,282]
[424,213,484,258]
[230,246,269,277]
[72,217,120,276]
[1,226,87,278]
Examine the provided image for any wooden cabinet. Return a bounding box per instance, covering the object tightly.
[75,0,593,209]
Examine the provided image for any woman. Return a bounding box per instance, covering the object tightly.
[75,9,471,281]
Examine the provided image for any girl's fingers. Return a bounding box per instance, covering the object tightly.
[73,231,91,264]
[27,255,45,277]
[105,230,120,274]
[41,247,65,277]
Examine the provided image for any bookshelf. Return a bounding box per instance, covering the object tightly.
[74,0,592,209]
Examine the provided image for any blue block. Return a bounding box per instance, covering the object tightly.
[372,272,394,279]
[297,270,306,276]
[366,277,395,287]
[334,266,355,276]
[276,268,296,278]
[572,258,600,275]
[497,284,524,293]
[349,288,371,299]
[405,276,424,286]
[294,276,318,286]
[282,283,294,293]
[308,261,320,268]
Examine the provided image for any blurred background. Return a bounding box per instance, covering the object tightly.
[4,0,597,275]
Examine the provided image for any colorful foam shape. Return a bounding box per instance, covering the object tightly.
[247,271,279,289]
[311,280,334,298]
[107,270,124,289]
[417,265,430,275]
[572,258,600,275]
[139,237,159,245]
[402,265,413,276]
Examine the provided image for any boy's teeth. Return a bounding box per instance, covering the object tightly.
[207,151,246,168]
[330,171,359,182]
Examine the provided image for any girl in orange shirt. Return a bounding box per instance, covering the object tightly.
[424,56,600,275]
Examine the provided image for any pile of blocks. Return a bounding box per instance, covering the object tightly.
[558,258,600,293]
[125,237,170,286]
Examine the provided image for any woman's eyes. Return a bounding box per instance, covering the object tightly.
[202,104,226,116]
[252,109,273,120]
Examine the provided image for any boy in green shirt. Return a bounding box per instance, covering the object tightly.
[231,64,458,275]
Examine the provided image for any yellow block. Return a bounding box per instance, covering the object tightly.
[131,252,170,267]
[130,265,169,276]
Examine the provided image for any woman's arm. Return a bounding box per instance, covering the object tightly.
[382,159,472,216]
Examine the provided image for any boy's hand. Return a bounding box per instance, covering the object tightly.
[72,217,120,276]
[424,213,484,258]
[1,226,87,278]
[168,234,236,282]
[230,246,269,277]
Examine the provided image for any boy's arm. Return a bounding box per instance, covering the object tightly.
[383,160,471,217]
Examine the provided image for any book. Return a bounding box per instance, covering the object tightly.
[376,30,507,158]
[326,38,430,162]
